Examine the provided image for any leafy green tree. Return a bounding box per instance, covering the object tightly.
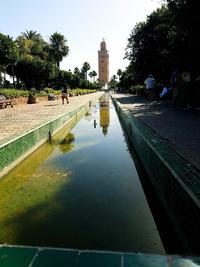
[0,33,19,85]
[0,33,19,68]
[49,32,69,68]
[118,66,134,88]
[109,75,118,89]
[165,0,200,76]
[125,5,174,82]
[14,57,58,89]
[124,1,200,84]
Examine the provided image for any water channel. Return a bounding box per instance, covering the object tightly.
[0,95,165,254]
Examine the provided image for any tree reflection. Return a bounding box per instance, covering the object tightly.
[59,133,75,154]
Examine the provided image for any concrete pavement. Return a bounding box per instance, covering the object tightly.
[0,92,102,145]
[113,94,200,171]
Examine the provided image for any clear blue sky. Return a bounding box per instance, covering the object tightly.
[0,0,161,79]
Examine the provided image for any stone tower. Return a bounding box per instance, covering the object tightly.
[98,39,109,86]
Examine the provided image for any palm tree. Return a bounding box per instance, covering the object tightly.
[22,30,42,40]
[117,69,122,80]
[49,32,69,68]
[92,70,97,82]
[89,71,93,81]
[17,30,47,59]
[74,67,80,76]
[81,62,90,80]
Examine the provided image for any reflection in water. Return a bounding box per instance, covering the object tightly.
[99,94,110,135]
[59,133,75,154]
[93,119,97,128]
[0,115,80,245]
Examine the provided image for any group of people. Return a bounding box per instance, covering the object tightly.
[144,68,197,109]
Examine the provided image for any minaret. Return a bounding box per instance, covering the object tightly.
[98,39,109,86]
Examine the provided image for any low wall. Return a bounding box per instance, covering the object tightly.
[0,104,88,178]
[13,96,48,105]
[112,97,200,254]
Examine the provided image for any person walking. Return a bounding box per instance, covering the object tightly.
[170,68,181,107]
[61,85,69,105]
[144,74,156,103]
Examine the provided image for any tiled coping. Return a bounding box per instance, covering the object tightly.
[112,97,200,254]
[0,103,89,178]
[1,245,200,267]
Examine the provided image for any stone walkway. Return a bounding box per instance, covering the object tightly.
[113,94,200,171]
[0,92,102,145]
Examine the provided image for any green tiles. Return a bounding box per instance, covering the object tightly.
[1,246,200,267]
[112,97,200,253]
[0,246,37,267]
[0,104,87,175]
[124,253,168,267]
[77,251,121,267]
[32,249,78,267]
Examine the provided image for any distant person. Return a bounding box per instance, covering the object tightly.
[170,68,181,107]
[144,74,156,102]
[179,69,192,109]
[61,85,69,105]
[160,86,172,98]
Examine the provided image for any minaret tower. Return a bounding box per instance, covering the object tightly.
[98,39,109,86]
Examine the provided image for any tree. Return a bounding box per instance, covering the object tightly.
[88,71,93,81]
[165,0,200,76]
[14,57,58,89]
[49,32,69,68]
[74,67,80,76]
[0,33,19,67]
[22,30,42,40]
[81,62,90,80]
[109,75,118,89]
[16,30,48,60]
[92,70,97,82]
[125,5,174,82]
[117,69,122,80]
[0,33,19,85]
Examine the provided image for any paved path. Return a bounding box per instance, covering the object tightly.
[113,94,200,171]
[0,92,102,145]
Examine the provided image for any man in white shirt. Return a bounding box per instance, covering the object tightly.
[144,74,156,102]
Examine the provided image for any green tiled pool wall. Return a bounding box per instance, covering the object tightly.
[0,104,88,176]
[1,245,200,267]
[112,98,200,254]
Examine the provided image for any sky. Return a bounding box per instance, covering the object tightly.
[0,0,162,79]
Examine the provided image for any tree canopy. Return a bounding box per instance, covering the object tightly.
[49,32,69,68]
[0,33,19,68]
[0,30,98,90]
[122,1,200,87]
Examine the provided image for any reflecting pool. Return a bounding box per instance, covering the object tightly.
[0,95,165,254]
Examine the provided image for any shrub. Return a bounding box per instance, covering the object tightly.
[27,88,37,104]
[0,88,29,98]
[130,85,145,95]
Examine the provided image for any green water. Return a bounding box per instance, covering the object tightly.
[0,95,165,254]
